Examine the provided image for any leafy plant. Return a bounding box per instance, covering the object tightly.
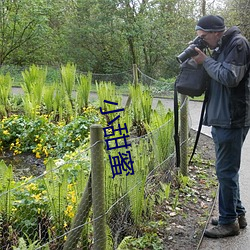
[145,100,174,164]
[43,84,56,114]
[159,182,171,202]
[117,233,163,250]
[13,236,42,250]
[21,65,47,118]
[96,81,122,125]
[12,176,49,241]
[0,161,15,222]
[76,72,92,111]
[60,62,76,103]
[0,73,12,117]
[172,190,180,210]
[0,109,100,158]
[129,83,153,126]
[178,173,192,189]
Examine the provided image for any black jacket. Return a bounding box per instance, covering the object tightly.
[203,26,250,128]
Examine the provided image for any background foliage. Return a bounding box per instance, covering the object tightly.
[1,0,248,80]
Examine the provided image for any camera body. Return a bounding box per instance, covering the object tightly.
[176,36,208,63]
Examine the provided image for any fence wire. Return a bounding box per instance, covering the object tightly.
[0,68,191,249]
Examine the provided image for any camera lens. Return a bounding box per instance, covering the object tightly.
[176,45,198,63]
[176,37,208,63]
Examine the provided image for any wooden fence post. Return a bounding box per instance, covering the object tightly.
[126,64,138,109]
[133,63,138,85]
[91,124,106,250]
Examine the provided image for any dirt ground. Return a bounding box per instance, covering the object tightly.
[159,130,217,250]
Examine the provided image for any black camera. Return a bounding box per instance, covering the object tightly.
[176,36,208,63]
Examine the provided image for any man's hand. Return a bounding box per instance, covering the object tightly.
[192,47,207,64]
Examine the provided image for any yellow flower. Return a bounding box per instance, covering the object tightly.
[71,195,76,204]
[12,207,17,212]
[26,183,37,191]
[36,152,41,159]
[43,147,49,157]
[32,193,42,201]
[14,149,22,155]
[65,205,74,218]
[3,130,9,135]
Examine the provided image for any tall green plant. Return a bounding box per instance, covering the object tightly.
[145,100,174,164]
[43,159,68,231]
[129,84,152,125]
[52,82,73,122]
[43,84,55,114]
[61,63,76,102]
[96,81,122,125]
[105,139,152,224]
[21,65,47,118]
[76,72,92,112]
[127,140,152,224]
[96,81,122,109]
[0,161,14,222]
[0,73,12,117]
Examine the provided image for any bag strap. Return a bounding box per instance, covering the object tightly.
[174,80,180,168]
[189,91,208,164]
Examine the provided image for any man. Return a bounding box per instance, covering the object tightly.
[192,15,250,238]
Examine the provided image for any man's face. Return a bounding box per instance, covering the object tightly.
[196,30,221,49]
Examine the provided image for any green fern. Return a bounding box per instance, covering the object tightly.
[43,159,68,228]
[0,73,12,116]
[60,62,76,101]
[145,100,174,163]
[0,160,14,221]
[21,65,47,118]
[76,72,92,110]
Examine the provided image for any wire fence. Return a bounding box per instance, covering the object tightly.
[0,66,190,249]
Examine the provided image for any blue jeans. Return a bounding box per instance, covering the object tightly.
[211,126,249,225]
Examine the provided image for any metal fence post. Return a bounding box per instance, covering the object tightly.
[180,94,189,176]
[91,124,106,250]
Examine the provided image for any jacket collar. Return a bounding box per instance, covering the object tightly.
[212,26,241,58]
[221,26,241,46]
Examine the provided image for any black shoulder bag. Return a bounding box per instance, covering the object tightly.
[175,58,208,97]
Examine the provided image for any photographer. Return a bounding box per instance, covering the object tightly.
[192,15,250,238]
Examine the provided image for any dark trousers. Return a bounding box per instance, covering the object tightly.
[211,126,249,225]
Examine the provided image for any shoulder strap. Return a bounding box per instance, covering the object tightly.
[189,91,208,164]
[174,81,180,168]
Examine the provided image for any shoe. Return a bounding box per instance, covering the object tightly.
[211,214,247,229]
[204,222,240,238]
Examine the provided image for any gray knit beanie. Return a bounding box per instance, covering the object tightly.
[195,15,225,32]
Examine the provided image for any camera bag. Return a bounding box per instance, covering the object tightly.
[175,58,209,97]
